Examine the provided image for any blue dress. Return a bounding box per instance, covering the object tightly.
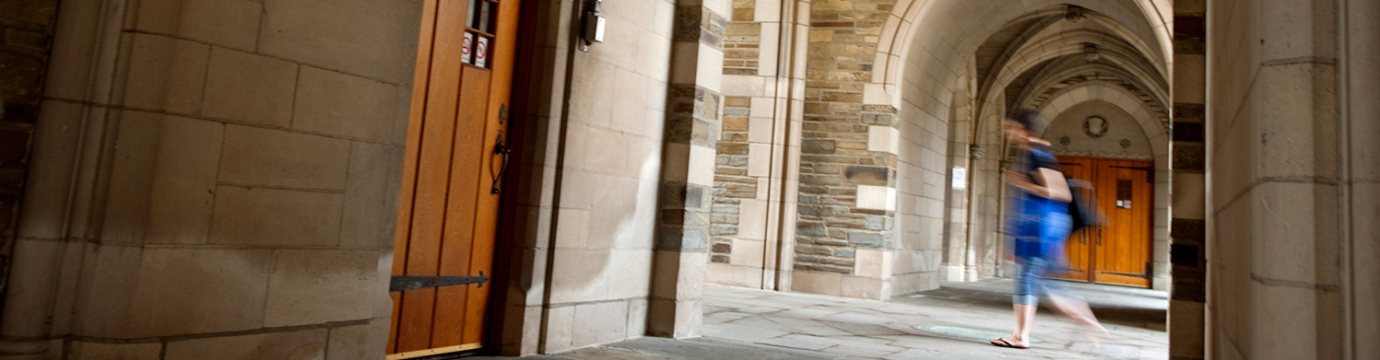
[1011,147,1071,260]
[1008,146,1072,305]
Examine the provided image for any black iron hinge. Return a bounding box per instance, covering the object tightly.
[390,271,488,292]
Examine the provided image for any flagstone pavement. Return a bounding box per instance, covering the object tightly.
[473,279,1169,359]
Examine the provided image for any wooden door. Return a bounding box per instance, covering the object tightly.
[1049,157,1153,288]
[388,0,519,358]
[1091,160,1153,287]
[1053,157,1094,282]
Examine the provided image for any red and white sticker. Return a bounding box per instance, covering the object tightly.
[475,37,489,68]
[461,32,474,64]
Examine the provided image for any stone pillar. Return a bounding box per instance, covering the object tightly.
[790,0,904,301]
[1168,1,1207,359]
[499,0,678,355]
[1342,0,1379,357]
[647,0,727,339]
[500,0,574,355]
[1206,0,1345,358]
[941,71,974,282]
[705,0,805,293]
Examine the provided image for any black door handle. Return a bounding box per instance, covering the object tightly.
[491,134,509,194]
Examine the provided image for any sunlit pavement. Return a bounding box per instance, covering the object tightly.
[475,279,1168,360]
[698,279,1168,359]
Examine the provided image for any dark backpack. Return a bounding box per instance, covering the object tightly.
[1066,179,1103,233]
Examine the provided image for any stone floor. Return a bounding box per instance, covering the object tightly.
[699,279,1168,359]
[474,279,1169,359]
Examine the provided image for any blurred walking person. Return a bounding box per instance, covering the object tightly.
[991,108,1107,350]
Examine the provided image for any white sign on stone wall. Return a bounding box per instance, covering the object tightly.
[952,168,966,189]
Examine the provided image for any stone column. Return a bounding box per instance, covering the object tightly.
[1342,0,1379,357]
[648,0,727,339]
[941,71,974,282]
[1206,0,1344,358]
[791,0,906,301]
[1168,1,1207,359]
[500,0,678,354]
[499,1,574,355]
[705,0,805,293]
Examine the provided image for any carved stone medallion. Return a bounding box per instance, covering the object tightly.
[1084,116,1108,138]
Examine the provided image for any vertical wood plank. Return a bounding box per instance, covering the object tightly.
[1094,160,1116,285]
[431,67,492,348]
[391,0,439,354]
[1056,156,1093,282]
[397,0,469,352]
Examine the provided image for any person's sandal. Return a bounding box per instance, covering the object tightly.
[990,337,1030,349]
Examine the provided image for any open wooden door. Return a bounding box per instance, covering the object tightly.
[388,0,520,358]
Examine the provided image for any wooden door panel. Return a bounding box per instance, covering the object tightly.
[462,5,515,346]
[396,0,470,351]
[389,0,439,353]
[390,0,518,357]
[1045,157,1153,288]
[431,67,492,348]
[463,0,519,344]
[1054,156,1094,282]
[1091,160,1152,287]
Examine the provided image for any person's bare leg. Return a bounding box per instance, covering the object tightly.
[1046,294,1106,332]
[1045,293,1107,349]
[1016,303,1037,341]
[997,304,1038,347]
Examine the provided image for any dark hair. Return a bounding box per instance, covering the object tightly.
[1006,107,1045,132]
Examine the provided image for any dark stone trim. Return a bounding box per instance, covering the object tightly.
[1173,103,1204,120]
[1172,142,1205,172]
[1172,121,1204,142]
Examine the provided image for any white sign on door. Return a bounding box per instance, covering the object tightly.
[475,36,489,68]
[461,32,474,64]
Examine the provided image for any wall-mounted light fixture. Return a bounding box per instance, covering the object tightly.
[580,0,605,51]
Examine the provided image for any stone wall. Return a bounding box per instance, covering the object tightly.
[0,0,57,303]
[0,0,421,358]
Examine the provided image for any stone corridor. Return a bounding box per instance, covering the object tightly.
[479,281,1167,359]
[4,0,1374,358]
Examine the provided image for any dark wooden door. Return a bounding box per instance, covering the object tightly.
[388,0,519,357]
